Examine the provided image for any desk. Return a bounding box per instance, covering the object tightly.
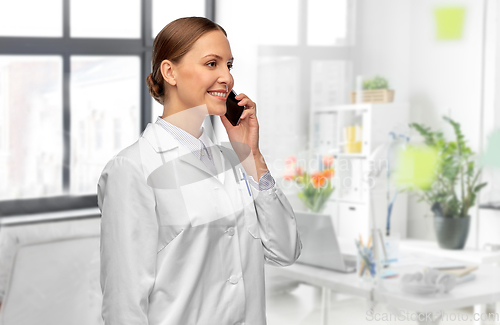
[380,264,500,324]
[336,237,500,265]
[266,263,500,325]
[399,239,500,265]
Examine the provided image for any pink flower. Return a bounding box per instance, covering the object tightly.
[323,155,334,167]
[285,155,296,166]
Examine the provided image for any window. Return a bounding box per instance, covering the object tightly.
[0,0,63,37]
[307,0,351,46]
[70,0,141,38]
[70,56,140,195]
[0,1,213,216]
[152,0,205,38]
[0,56,63,200]
[216,0,356,178]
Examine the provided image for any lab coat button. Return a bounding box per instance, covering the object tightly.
[229,275,239,284]
[227,227,235,236]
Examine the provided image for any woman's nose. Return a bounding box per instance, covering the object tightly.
[218,67,232,85]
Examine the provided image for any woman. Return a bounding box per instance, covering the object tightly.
[97,17,301,325]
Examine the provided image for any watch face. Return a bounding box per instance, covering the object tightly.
[225,90,244,126]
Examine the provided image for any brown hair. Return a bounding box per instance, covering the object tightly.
[146,17,227,105]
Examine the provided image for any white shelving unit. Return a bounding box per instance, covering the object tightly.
[309,103,410,241]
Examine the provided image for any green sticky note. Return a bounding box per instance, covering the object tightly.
[435,7,465,40]
[481,130,500,168]
[395,146,439,190]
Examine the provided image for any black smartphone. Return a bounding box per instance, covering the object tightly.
[225,89,244,126]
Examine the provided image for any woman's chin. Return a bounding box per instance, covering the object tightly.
[207,106,227,116]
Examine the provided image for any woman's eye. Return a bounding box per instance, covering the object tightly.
[207,61,216,67]
[227,64,233,70]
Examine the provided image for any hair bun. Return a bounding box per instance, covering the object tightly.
[146,73,164,105]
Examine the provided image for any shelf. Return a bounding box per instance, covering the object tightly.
[479,202,500,210]
[314,102,408,113]
[334,153,367,159]
[328,198,367,205]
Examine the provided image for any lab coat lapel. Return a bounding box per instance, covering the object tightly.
[177,145,215,179]
[211,145,225,185]
[216,144,250,212]
[143,122,218,183]
[142,122,244,195]
[142,123,179,155]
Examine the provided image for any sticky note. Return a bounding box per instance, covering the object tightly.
[435,7,466,40]
[394,146,439,190]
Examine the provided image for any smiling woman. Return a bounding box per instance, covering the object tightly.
[146,17,229,107]
[157,29,234,117]
[98,16,302,325]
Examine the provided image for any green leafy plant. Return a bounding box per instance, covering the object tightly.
[363,76,389,90]
[409,116,487,218]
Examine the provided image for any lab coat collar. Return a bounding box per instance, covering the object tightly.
[142,122,228,186]
[142,122,179,153]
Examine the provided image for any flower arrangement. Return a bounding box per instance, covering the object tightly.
[283,155,335,213]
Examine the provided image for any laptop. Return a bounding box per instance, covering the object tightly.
[295,211,356,273]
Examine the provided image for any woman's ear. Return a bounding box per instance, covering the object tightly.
[160,60,176,86]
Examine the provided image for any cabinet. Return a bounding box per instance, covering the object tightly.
[309,103,410,241]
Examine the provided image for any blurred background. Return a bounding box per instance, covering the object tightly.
[1,0,500,324]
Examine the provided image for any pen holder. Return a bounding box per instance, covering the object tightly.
[356,245,376,281]
[382,234,400,265]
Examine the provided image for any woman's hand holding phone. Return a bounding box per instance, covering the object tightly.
[221,91,260,155]
[220,91,269,180]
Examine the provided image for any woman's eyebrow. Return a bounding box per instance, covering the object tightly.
[203,54,234,62]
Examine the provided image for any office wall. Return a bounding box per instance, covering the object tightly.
[358,0,486,246]
[478,0,500,248]
[356,0,411,104]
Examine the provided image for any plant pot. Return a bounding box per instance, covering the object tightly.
[350,89,395,104]
[433,214,470,250]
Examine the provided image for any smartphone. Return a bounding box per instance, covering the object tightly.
[225,89,244,126]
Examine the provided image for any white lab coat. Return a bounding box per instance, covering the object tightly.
[97,122,302,325]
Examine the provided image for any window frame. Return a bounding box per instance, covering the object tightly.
[253,0,358,166]
[257,0,357,113]
[0,0,215,217]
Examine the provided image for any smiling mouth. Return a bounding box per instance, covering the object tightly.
[207,91,228,100]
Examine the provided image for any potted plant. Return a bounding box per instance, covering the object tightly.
[408,116,487,249]
[283,155,335,213]
[351,75,394,104]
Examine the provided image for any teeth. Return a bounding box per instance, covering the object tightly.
[209,92,226,97]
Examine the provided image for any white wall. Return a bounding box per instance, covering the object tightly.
[478,0,500,249]
[358,0,487,247]
[356,0,411,104]
[409,0,485,247]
